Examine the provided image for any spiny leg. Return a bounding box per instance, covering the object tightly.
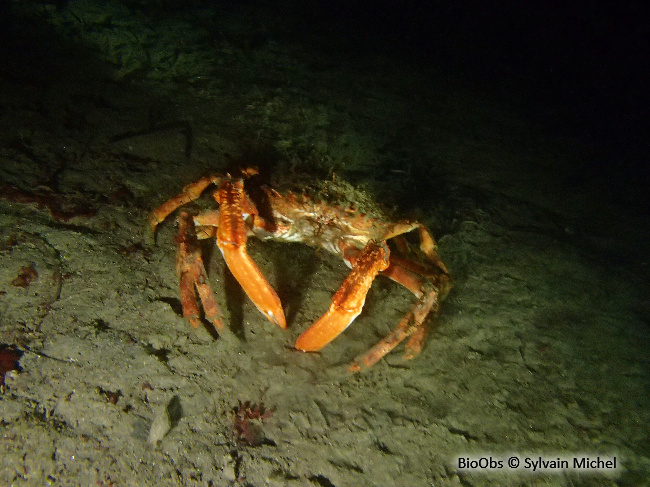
[380,258,449,358]
[348,245,451,372]
[348,287,440,371]
[150,175,222,233]
[176,211,223,328]
[415,223,449,275]
[388,223,449,274]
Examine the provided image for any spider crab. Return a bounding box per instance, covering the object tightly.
[149,168,451,371]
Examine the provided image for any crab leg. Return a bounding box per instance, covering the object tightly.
[295,242,390,352]
[150,175,222,232]
[348,287,440,372]
[348,256,451,372]
[415,223,449,274]
[216,179,286,329]
[176,211,223,328]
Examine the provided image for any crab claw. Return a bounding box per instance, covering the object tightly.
[295,241,389,351]
[218,241,286,329]
[294,306,360,352]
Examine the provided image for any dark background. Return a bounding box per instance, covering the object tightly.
[1,0,648,214]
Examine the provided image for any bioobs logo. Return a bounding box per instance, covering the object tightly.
[457,456,503,470]
[454,453,620,474]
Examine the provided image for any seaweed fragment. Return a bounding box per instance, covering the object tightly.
[232,400,274,446]
[11,263,38,287]
[0,345,22,390]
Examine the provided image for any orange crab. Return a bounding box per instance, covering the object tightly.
[149,168,451,371]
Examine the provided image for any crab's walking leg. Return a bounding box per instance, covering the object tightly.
[415,223,449,274]
[348,287,439,372]
[295,242,390,352]
[149,175,222,232]
[348,256,451,372]
[216,179,286,329]
[177,211,223,328]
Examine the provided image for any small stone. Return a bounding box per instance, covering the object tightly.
[148,405,171,444]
